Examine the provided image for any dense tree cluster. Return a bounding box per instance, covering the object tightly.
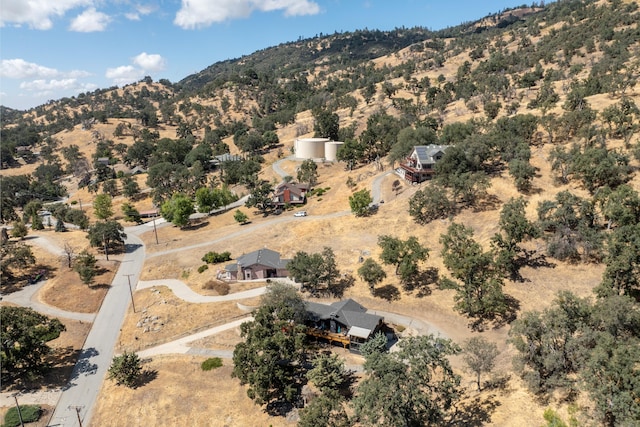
[1,307,65,382]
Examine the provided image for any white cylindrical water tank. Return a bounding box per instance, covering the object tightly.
[324,141,344,162]
[295,137,329,159]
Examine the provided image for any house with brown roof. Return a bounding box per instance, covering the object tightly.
[305,299,385,352]
[273,182,309,206]
[397,144,451,183]
[221,248,290,280]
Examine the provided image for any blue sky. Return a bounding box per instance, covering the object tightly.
[1,0,538,110]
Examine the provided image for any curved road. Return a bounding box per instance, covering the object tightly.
[7,164,401,425]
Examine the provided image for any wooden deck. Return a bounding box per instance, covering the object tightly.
[306,328,350,348]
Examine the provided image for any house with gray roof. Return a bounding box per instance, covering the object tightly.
[305,299,385,352]
[222,248,290,280]
[397,144,451,183]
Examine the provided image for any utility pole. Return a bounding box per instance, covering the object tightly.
[68,405,84,427]
[13,394,24,427]
[152,217,159,244]
[124,274,136,313]
[103,232,109,261]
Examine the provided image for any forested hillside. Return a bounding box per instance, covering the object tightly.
[2,0,640,425]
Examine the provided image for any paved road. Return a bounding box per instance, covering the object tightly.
[146,210,350,259]
[137,278,297,302]
[371,170,393,204]
[1,280,94,323]
[5,166,403,424]
[137,317,252,359]
[48,234,145,427]
[272,155,297,179]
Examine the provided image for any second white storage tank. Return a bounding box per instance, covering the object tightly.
[324,141,344,162]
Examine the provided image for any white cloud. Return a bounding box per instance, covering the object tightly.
[67,69,93,78]
[19,78,97,96]
[69,7,111,32]
[0,0,91,30]
[0,58,93,81]
[132,52,166,72]
[174,0,320,29]
[105,65,144,85]
[125,4,155,21]
[0,59,59,79]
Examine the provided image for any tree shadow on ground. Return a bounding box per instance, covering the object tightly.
[2,346,81,392]
[331,274,355,298]
[468,294,520,332]
[0,265,56,294]
[446,394,500,426]
[63,347,99,390]
[136,369,158,388]
[373,284,401,301]
[484,373,513,395]
[124,242,142,253]
[266,399,296,417]
[182,220,210,231]
[402,267,439,297]
[472,194,502,213]
[521,249,556,269]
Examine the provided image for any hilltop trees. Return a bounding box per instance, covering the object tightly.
[108,352,143,388]
[462,337,499,391]
[93,193,113,220]
[408,184,454,224]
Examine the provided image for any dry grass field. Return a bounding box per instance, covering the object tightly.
[3,6,640,422]
[3,105,634,427]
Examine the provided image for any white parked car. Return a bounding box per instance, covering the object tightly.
[293,211,307,217]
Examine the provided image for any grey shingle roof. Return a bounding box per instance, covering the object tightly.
[414,144,450,164]
[306,298,383,331]
[237,248,289,269]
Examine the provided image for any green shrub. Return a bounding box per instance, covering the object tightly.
[70,200,78,205]
[197,265,208,274]
[201,357,223,371]
[4,405,41,427]
[201,251,232,264]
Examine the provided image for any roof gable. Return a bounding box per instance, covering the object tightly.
[306,298,382,331]
[237,248,288,269]
[413,144,451,164]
